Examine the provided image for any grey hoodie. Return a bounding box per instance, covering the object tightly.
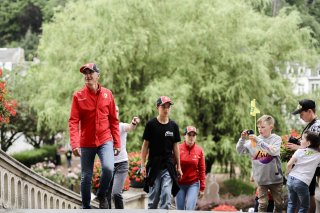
[236,133,283,185]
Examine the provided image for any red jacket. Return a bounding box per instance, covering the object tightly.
[179,141,206,191]
[69,84,120,149]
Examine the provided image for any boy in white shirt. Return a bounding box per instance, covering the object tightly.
[286,130,320,213]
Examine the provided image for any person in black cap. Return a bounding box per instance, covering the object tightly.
[68,63,120,209]
[140,96,182,209]
[286,99,320,213]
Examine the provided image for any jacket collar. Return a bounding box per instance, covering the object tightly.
[85,83,101,94]
[183,141,195,150]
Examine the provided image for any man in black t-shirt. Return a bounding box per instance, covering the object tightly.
[287,99,320,213]
[140,96,182,209]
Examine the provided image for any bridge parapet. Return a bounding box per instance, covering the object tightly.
[0,148,96,209]
[0,149,147,209]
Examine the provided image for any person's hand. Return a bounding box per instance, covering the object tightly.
[141,166,146,178]
[114,148,120,156]
[248,134,257,142]
[198,191,205,199]
[240,130,248,139]
[177,168,183,179]
[72,147,81,157]
[285,142,300,151]
[131,117,140,125]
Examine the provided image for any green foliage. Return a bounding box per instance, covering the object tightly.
[220,178,255,197]
[11,145,56,167]
[22,0,318,177]
[0,0,72,58]
[283,0,320,50]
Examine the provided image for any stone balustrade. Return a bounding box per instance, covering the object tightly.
[0,149,147,209]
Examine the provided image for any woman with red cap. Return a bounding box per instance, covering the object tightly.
[176,126,206,210]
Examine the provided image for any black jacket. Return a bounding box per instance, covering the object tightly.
[143,156,180,197]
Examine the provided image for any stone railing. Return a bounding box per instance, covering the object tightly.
[0,149,147,209]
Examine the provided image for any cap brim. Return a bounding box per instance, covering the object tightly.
[80,66,94,73]
[158,101,173,106]
[186,131,197,135]
[292,108,303,115]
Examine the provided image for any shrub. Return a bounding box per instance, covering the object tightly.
[0,68,17,124]
[220,178,255,197]
[220,194,255,211]
[92,159,131,193]
[280,129,300,162]
[12,145,56,167]
[31,161,81,192]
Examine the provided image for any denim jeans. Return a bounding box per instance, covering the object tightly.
[287,175,310,213]
[175,181,200,210]
[80,141,114,209]
[148,169,173,209]
[107,161,128,209]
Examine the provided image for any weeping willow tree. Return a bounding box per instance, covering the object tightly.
[24,0,318,177]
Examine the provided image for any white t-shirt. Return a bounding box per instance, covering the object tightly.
[289,148,320,186]
[114,123,128,163]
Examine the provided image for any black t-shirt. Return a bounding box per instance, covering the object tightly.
[143,117,181,163]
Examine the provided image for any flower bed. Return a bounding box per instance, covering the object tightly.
[212,204,238,211]
[92,159,131,193]
[31,161,81,192]
[128,152,144,187]
[280,129,300,162]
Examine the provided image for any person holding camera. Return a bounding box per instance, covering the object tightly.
[286,130,320,213]
[236,115,283,213]
[286,99,320,213]
[106,105,140,209]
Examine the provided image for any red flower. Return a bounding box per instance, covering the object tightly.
[212,204,238,211]
[128,152,144,183]
[0,71,17,125]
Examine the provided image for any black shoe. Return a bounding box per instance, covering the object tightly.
[94,195,109,209]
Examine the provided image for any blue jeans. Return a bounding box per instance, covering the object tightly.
[287,175,310,213]
[176,181,200,210]
[80,141,114,209]
[148,169,173,209]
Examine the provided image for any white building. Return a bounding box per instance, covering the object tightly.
[284,62,320,95]
[0,47,25,71]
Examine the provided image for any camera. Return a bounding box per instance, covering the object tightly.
[288,136,300,145]
[247,129,254,135]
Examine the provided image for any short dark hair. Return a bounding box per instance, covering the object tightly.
[304,130,320,149]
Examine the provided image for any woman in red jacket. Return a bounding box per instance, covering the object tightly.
[176,126,206,210]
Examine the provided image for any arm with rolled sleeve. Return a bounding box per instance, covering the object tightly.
[108,92,120,148]
[199,148,206,192]
[69,94,80,150]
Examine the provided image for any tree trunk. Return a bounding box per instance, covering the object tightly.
[272,0,282,17]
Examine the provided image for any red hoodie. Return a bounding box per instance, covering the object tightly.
[69,84,120,149]
[178,141,206,191]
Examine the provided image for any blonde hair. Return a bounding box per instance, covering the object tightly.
[257,115,275,126]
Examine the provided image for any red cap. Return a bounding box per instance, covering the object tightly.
[156,96,173,107]
[184,126,197,135]
[80,63,100,73]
